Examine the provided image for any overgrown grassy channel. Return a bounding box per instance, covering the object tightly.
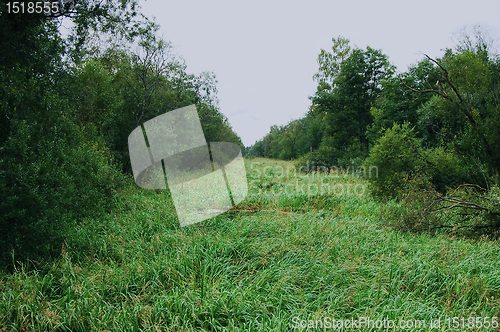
[1,158,500,331]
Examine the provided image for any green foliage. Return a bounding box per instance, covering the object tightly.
[368,59,439,143]
[364,123,426,199]
[64,0,150,60]
[423,146,472,192]
[313,35,351,88]
[197,103,244,151]
[250,28,500,238]
[310,46,395,163]
[252,45,394,165]
[0,0,243,270]
[0,116,124,268]
[366,122,479,200]
[0,9,120,266]
[247,111,326,160]
[415,49,500,176]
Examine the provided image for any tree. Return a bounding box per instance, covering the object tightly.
[368,58,440,144]
[0,0,135,268]
[404,50,500,177]
[313,36,351,91]
[365,28,500,236]
[311,46,394,162]
[0,0,182,268]
[131,34,181,127]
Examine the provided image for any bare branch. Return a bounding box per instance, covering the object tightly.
[397,73,453,102]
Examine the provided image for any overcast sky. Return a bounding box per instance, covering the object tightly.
[138,0,500,147]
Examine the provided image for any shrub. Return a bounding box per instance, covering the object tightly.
[364,123,425,199]
[0,117,124,269]
[422,146,471,193]
[365,122,474,200]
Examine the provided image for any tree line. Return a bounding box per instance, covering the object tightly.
[0,0,243,269]
[248,31,500,234]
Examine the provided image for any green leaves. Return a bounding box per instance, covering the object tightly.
[313,36,351,89]
[0,0,243,269]
[364,122,424,199]
[311,46,394,162]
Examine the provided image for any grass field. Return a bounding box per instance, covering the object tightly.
[1,158,500,331]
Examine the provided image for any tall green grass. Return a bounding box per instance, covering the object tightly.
[1,158,499,331]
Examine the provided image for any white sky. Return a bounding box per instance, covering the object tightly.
[138,0,500,147]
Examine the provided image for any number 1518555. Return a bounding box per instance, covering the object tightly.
[6,2,61,15]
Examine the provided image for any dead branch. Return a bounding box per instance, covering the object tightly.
[415,183,500,233]
[423,54,465,105]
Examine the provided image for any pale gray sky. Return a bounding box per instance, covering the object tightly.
[139,0,500,147]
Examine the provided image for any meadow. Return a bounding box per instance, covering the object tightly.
[1,158,500,331]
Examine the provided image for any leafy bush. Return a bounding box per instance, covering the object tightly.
[365,122,472,199]
[364,123,425,198]
[423,146,471,193]
[0,117,124,269]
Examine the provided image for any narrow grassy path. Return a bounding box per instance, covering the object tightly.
[1,158,499,331]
